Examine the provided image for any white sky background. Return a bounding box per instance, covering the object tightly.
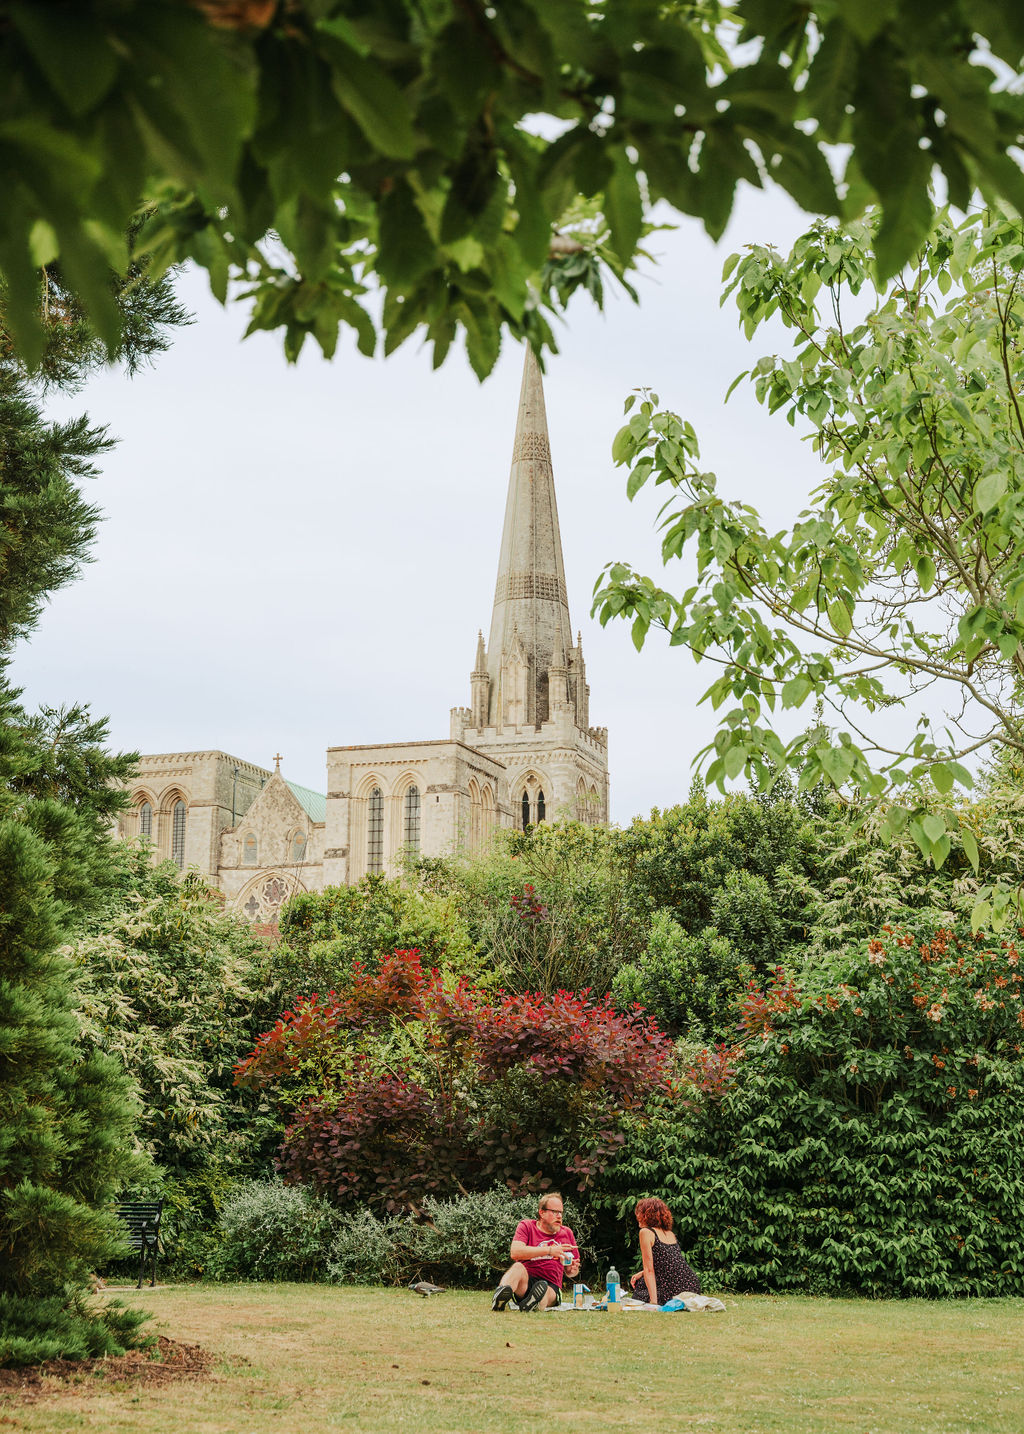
[12,186,829,824]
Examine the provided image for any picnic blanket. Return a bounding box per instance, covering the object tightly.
[546,1293,725,1313]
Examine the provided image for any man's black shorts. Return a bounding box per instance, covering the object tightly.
[517,1276,561,1310]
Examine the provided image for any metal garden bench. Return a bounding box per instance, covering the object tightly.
[115,1198,164,1288]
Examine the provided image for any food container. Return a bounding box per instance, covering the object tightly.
[561,1249,573,1268]
[572,1283,589,1309]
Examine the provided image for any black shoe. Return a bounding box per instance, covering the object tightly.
[491,1283,515,1312]
[516,1279,550,1313]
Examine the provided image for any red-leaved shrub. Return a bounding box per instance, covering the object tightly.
[236,949,672,1212]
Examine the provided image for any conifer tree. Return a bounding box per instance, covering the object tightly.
[0,262,188,1365]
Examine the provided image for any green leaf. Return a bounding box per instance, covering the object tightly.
[377,180,436,289]
[612,424,636,467]
[626,457,654,500]
[930,763,954,794]
[914,554,936,592]
[820,746,854,786]
[723,743,747,780]
[828,598,852,638]
[781,676,812,706]
[9,2,118,117]
[321,35,415,161]
[960,826,980,875]
[974,471,1007,514]
[604,149,644,265]
[922,813,946,845]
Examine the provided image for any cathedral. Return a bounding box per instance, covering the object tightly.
[115,348,610,920]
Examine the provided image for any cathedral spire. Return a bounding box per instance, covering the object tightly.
[486,345,574,728]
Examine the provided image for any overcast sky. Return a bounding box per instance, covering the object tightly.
[13,187,827,825]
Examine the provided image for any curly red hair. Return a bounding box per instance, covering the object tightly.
[635,1197,673,1230]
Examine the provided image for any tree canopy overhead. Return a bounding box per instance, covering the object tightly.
[3,1,1024,374]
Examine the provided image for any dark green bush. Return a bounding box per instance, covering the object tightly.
[0,1292,150,1366]
[597,920,1024,1297]
[611,911,741,1037]
[277,875,480,998]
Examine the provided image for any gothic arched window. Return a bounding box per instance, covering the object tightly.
[403,786,421,854]
[521,789,530,830]
[367,787,384,874]
[537,789,546,823]
[291,830,307,863]
[171,800,187,869]
[138,801,153,839]
[243,832,258,865]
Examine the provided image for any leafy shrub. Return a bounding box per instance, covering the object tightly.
[401,1188,592,1284]
[596,920,1024,1297]
[72,854,284,1175]
[211,1180,345,1282]
[326,1208,403,1286]
[236,949,672,1212]
[431,823,641,994]
[277,876,480,998]
[710,870,788,971]
[611,910,741,1036]
[326,1188,592,1287]
[615,792,818,955]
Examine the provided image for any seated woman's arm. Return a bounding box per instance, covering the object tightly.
[635,1228,657,1304]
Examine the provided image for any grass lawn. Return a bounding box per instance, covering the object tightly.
[3,1284,1023,1433]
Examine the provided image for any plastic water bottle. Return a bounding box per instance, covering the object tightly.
[606,1265,620,1305]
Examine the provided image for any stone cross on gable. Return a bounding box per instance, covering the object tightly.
[274,752,283,773]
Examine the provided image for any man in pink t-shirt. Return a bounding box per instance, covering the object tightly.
[491,1193,580,1312]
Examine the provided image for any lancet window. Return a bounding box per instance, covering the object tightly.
[138,801,153,839]
[367,787,384,874]
[171,800,187,869]
[403,786,421,854]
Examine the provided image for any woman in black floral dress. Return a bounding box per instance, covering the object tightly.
[628,1197,701,1305]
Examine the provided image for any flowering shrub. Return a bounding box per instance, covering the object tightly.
[596,921,1024,1296]
[236,948,672,1212]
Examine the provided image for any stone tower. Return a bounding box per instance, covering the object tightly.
[451,345,609,825]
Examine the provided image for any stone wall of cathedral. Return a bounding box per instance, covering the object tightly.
[116,751,270,878]
[322,740,509,885]
[217,771,325,920]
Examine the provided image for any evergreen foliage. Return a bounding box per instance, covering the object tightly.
[0,809,150,1364]
[428,822,640,994]
[0,251,188,1364]
[611,912,738,1038]
[278,873,479,999]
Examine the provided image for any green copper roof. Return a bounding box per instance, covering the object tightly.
[285,780,326,824]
